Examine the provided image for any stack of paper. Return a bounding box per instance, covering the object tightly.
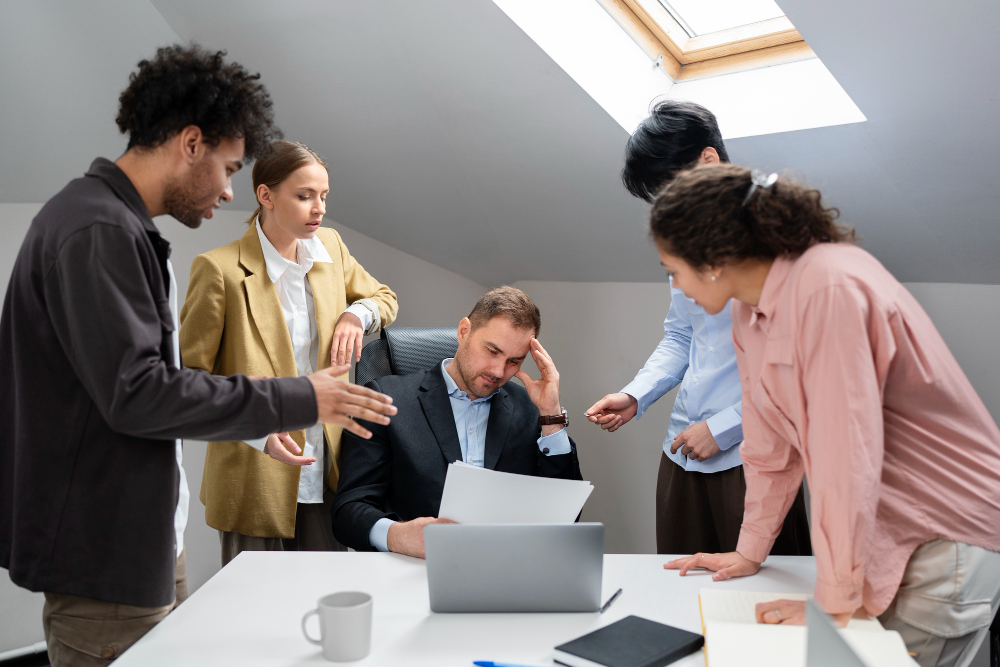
[437,461,594,524]
[699,590,918,667]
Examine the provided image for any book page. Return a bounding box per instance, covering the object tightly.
[704,622,916,667]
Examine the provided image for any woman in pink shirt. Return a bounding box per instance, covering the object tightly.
[657,164,1000,667]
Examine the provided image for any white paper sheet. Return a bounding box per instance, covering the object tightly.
[704,622,917,667]
[437,461,594,524]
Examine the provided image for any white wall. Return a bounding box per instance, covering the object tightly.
[0,203,484,655]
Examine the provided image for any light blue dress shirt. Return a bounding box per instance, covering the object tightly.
[620,283,743,473]
[369,359,572,551]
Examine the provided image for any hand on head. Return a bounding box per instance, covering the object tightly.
[663,551,760,581]
[307,364,397,439]
[386,517,456,559]
[514,338,562,415]
[585,393,638,432]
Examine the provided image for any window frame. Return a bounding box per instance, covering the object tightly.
[597,0,816,81]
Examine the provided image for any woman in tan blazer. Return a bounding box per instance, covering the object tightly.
[180,141,398,565]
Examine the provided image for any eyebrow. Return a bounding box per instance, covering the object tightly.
[296,187,330,194]
[485,340,525,362]
[228,161,243,173]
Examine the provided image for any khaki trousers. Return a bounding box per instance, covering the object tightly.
[42,550,188,667]
[219,484,345,567]
[879,540,1000,667]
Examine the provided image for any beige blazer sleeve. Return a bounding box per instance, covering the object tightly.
[179,252,227,373]
[329,228,398,332]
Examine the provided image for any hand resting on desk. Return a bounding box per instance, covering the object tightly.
[663,551,760,581]
[387,517,456,558]
[753,599,852,627]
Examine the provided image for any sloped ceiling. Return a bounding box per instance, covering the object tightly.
[1,0,998,284]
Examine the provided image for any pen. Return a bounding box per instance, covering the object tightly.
[473,662,545,667]
[599,587,623,614]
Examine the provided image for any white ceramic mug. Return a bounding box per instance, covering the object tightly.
[301,591,373,662]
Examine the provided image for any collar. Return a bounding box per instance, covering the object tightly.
[748,255,795,328]
[85,158,161,237]
[254,216,333,283]
[440,358,497,403]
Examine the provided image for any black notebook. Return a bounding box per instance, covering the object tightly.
[554,615,704,667]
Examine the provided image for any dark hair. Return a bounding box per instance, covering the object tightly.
[116,44,281,161]
[468,286,541,336]
[622,100,730,203]
[649,164,855,268]
[245,141,327,224]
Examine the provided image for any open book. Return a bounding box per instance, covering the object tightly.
[698,590,917,667]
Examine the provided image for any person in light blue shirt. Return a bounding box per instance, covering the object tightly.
[586,100,811,556]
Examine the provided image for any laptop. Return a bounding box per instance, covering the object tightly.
[806,597,867,667]
[424,523,604,612]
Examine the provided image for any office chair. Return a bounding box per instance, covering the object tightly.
[355,327,459,386]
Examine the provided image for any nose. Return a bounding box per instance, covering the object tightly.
[220,181,234,204]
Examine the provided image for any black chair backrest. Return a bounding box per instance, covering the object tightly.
[356,327,459,386]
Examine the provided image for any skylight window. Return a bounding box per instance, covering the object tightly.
[655,0,784,37]
[608,0,807,79]
[491,0,865,139]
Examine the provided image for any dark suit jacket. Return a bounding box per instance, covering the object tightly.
[332,365,583,550]
[0,159,317,607]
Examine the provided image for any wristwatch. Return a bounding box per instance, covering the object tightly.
[538,407,568,428]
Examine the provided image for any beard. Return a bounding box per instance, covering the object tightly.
[162,160,216,229]
[451,347,503,400]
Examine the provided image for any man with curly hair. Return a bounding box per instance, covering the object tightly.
[0,44,397,666]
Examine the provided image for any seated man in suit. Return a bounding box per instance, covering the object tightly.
[332,286,582,557]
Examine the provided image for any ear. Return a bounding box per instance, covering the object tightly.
[176,125,206,164]
[456,317,472,344]
[699,147,720,165]
[257,183,275,210]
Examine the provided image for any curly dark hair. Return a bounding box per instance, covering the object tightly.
[116,44,281,161]
[649,164,855,268]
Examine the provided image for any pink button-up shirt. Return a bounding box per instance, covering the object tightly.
[732,243,1000,615]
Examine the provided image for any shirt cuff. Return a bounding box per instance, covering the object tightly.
[369,517,394,552]
[619,382,650,419]
[343,302,375,334]
[814,577,865,615]
[244,435,268,451]
[736,530,774,565]
[537,428,571,456]
[705,407,743,451]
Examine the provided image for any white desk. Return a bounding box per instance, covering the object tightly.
[115,553,820,666]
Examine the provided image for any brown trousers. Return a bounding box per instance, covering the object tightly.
[42,550,188,666]
[219,484,345,567]
[655,452,812,556]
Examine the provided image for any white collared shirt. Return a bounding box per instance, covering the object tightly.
[166,258,189,559]
[244,219,378,503]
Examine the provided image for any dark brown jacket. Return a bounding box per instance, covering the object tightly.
[0,159,317,606]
